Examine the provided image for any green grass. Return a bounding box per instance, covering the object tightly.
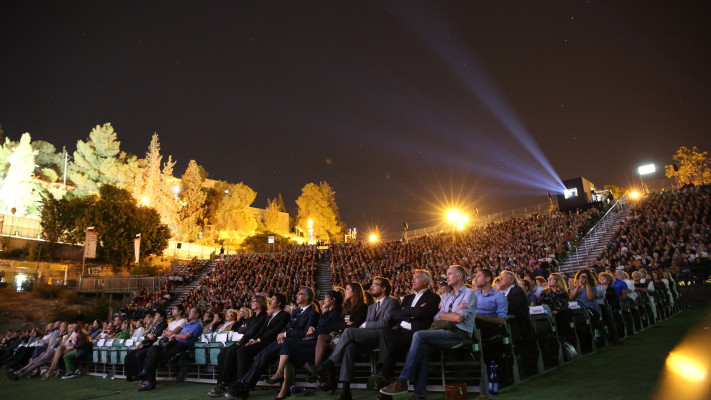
[1,302,709,400]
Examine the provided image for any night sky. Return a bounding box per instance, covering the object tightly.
[2,1,710,239]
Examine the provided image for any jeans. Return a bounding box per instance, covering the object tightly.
[399,329,469,398]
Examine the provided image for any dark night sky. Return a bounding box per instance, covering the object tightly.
[2,1,710,239]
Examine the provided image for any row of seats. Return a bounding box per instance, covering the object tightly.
[83,292,683,394]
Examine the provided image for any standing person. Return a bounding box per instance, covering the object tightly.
[310,277,398,400]
[368,270,440,392]
[380,265,477,400]
[124,310,168,382]
[137,307,203,392]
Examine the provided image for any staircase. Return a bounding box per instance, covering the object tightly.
[315,252,333,299]
[168,261,218,308]
[557,200,629,273]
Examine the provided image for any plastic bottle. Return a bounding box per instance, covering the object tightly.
[488,359,499,395]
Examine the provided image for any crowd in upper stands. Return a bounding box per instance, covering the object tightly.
[1,185,708,395]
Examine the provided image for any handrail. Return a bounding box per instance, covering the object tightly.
[567,194,627,269]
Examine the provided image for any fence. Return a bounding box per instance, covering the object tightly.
[72,276,163,293]
[0,214,41,239]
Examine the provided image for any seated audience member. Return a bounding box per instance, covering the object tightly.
[474,269,508,339]
[498,270,538,375]
[216,309,239,333]
[88,320,102,340]
[307,282,368,382]
[7,322,67,380]
[60,324,93,379]
[520,279,538,306]
[124,310,168,382]
[209,295,271,398]
[43,323,78,378]
[137,307,203,392]
[132,319,146,339]
[380,265,476,400]
[271,290,345,399]
[370,270,440,392]
[309,278,397,400]
[227,288,319,400]
[597,272,624,344]
[537,273,574,342]
[202,311,217,334]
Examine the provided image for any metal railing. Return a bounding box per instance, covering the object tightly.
[72,276,163,293]
[564,196,626,270]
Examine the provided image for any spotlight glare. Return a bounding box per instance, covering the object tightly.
[629,191,641,200]
[666,352,706,382]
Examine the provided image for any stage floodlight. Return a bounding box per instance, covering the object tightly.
[638,164,656,176]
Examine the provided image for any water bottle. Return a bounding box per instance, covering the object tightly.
[488,360,499,395]
[290,385,305,394]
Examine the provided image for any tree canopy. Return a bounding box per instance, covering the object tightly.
[295,181,344,243]
[665,146,711,188]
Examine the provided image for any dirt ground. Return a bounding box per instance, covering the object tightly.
[0,288,57,331]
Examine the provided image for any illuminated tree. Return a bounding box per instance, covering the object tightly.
[603,185,628,201]
[157,155,179,232]
[0,133,39,215]
[295,181,344,243]
[665,146,711,188]
[213,182,258,241]
[69,123,139,196]
[264,198,285,234]
[137,134,179,232]
[177,160,207,241]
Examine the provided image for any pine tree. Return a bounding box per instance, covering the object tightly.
[178,160,207,241]
[69,123,139,195]
[0,133,39,215]
[295,181,344,243]
[264,197,287,234]
[142,133,162,207]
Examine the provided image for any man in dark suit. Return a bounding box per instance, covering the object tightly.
[369,270,440,392]
[209,294,286,397]
[314,277,398,400]
[499,271,539,376]
[227,288,319,400]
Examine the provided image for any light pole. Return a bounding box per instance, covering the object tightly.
[80,226,95,291]
[307,219,314,245]
[638,163,656,194]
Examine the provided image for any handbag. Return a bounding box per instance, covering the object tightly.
[157,336,170,348]
[559,337,578,362]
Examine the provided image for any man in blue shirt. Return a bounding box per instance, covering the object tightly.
[380,265,477,400]
[474,269,508,339]
[138,307,203,392]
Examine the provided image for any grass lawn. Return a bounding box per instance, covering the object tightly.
[1,301,709,400]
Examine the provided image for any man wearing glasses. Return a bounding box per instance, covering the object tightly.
[380,265,476,400]
[311,277,398,400]
[228,288,318,399]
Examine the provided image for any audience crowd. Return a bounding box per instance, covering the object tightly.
[1,185,709,396]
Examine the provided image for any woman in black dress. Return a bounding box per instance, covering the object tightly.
[271,290,344,400]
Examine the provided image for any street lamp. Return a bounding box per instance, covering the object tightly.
[638,163,656,194]
[369,234,379,243]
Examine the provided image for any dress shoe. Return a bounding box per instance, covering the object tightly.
[273,391,291,400]
[264,376,284,385]
[380,379,409,395]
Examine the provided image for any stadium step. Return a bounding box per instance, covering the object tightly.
[167,261,217,308]
[315,252,333,299]
[558,202,629,273]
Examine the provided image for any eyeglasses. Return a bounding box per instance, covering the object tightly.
[371,283,382,287]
